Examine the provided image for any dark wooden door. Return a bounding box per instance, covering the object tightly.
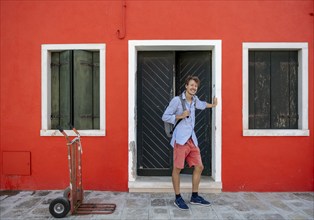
[137,51,175,176]
[137,51,212,176]
[176,51,212,176]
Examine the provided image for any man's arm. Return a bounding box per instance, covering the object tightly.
[206,97,218,108]
[176,110,190,119]
[162,97,181,124]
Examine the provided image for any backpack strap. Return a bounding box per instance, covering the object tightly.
[179,94,187,112]
[180,93,189,118]
[170,94,187,134]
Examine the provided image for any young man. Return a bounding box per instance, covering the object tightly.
[162,75,218,210]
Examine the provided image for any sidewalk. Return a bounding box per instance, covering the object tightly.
[0,190,313,219]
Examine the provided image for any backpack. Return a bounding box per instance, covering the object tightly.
[164,94,187,138]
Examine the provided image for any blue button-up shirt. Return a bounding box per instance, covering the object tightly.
[162,92,207,147]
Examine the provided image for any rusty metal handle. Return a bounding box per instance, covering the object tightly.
[57,126,71,143]
[69,124,80,136]
[58,126,64,133]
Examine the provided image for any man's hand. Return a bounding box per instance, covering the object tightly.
[212,97,218,107]
[176,110,190,120]
[182,110,190,118]
[206,97,218,108]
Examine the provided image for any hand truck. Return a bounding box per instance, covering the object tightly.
[49,126,116,218]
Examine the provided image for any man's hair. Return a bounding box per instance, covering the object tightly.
[185,75,200,86]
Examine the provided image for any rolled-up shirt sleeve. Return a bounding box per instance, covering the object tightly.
[162,97,180,125]
[195,96,207,110]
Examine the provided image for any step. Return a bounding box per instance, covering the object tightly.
[129,175,222,193]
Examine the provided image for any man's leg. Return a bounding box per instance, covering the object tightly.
[173,143,187,195]
[172,167,182,195]
[186,140,210,206]
[190,164,210,206]
[172,166,189,210]
[185,139,204,192]
[192,164,204,192]
[172,144,189,210]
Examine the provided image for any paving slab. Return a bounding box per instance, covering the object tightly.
[0,190,313,220]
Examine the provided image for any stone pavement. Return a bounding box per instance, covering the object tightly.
[0,190,313,220]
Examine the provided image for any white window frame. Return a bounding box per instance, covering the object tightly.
[41,44,106,136]
[243,42,309,136]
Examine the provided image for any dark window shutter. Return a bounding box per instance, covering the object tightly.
[249,51,298,129]
[73,50,100,129]
[289,52,298,128]
[59,51,73,129]
[51,50,100,130]
[51,52,60,128]
[271,52,289,128]
[92,52,100,129]
[51,51,72,129]
[73,50,93,129]
[249,51,271,129]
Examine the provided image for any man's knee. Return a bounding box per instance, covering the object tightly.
[194,164,204,172]
[172,167,182,174]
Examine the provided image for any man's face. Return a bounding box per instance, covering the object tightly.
[185,80,198,96]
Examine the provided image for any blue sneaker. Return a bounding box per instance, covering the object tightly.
[174,197,189,210]
[190,195,211,206]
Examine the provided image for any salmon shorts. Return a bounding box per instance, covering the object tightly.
[174,138,203,169]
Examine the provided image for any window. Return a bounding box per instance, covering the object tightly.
[243,43,309,136]
[41,44,105,136]
[249,51,298,129]
[51,50,100,130]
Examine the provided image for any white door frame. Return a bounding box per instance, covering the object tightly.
[128,40,222,186]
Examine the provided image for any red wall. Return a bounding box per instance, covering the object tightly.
[1,0,313,191]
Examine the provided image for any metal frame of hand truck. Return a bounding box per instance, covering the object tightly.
[49,127,116,218]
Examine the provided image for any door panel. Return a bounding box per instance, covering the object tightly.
[137,51,175,176]
[176,51,212,175]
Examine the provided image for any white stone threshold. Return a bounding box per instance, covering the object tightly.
[128,175,222,193]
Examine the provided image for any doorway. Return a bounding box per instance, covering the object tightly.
[128,40,222,189]
[136,51,212,176]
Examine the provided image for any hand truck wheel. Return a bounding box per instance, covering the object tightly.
[49,197,70,218]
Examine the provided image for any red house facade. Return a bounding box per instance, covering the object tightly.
[1,0,313,192]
